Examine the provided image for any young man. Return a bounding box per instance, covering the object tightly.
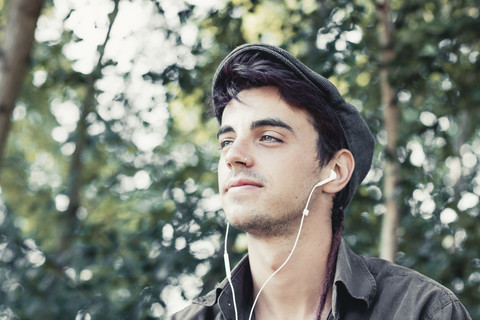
[170,43,471,319]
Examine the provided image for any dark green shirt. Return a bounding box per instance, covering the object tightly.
[169,239,472,320]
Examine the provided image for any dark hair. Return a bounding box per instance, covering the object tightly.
[212,51,348,211]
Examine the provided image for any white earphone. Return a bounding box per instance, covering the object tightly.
[303,170,337,216]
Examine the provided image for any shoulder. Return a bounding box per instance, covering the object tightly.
[167,256,251,320]
[335,240,471,319]
[360,254,471,319]
[363,254,452,297]
[167,302,220,320]
[166,285,222,320]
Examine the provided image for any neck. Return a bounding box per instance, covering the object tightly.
[247,206,337,320]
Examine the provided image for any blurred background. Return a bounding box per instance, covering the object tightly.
[0,0,479,318]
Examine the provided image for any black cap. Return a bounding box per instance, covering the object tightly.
[212,43,375,208]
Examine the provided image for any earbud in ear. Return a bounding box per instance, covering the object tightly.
[329,170,337,180]
[302,170,338,216]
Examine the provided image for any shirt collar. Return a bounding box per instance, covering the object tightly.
[193,239,377,319]
[218,255,253,319]
[331,239,377,317]
[193,255,253,318]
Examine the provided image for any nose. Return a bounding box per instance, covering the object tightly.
[224,140,251,169]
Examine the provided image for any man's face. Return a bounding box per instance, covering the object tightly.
[217,86,329,238]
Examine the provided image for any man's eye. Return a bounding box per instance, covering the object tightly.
[219,139,234,149]
[260,135,282,143]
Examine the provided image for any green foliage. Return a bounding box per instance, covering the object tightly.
[0,0,479,318]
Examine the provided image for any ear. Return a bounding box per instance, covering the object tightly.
[323,149,355,194]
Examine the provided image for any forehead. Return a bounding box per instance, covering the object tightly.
[220,86,311,126]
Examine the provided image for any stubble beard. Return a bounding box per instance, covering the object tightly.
[222,168,320,238]
[227,204,304,238]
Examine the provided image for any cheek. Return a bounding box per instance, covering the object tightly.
[217,158,228,187]
[283,153,321,183]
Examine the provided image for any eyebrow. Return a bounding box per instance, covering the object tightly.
[251,118,294,133]
[217,125,234,139]
[217,118,295,139]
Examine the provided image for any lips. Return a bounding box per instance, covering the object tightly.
[226,178,263,192]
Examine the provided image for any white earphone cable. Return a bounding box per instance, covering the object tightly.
[224,223,239,320]
[247,212,307,320]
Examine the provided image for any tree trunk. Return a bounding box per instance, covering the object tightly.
[377,0,400,262]
[0,0,44,173]
[58,0,120,255]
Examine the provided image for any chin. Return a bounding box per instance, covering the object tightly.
[225,209,299,238]
[223,208,247,224]
[224,207,253,227]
